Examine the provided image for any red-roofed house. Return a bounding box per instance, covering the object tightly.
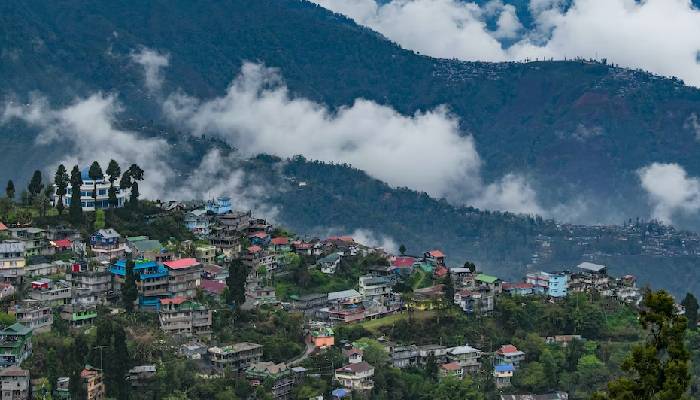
[160,297,187,306]
[434,265,448,278]
[502,282,535,296]
[424,250,446,266]
[247,245,262,254]
[293,242,314,256]
[439,361,464,380]
[163,258,202,299]
[496,345,525,366]
[0,222,7,232]
[50,239,72,252]
[270,237,291,252]
[81,365,105,400]
[391,256,415,269]
[201,280,226,297]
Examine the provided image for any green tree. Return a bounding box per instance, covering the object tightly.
[5,180,15,200]
[54,164,69,216]
[88,161,104,209]
[105,159,121,208]
[513,361,547,393]
[433,376,483,400]
[68,165,84,225]
[125,164,144,208]
[682,292,698,331]
[27,170,43,203]
[226,259,248,308]
[594,290,691,399]
[399,244,406,255]
[122,260,139,313]
[111,326,131,400]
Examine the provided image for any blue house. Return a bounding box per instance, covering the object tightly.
[205,197,232,215]
[111,259,170,310]
[526,271,569,298]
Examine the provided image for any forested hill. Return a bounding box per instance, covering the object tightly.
[3,0,700,227]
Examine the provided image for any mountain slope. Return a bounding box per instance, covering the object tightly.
[2,0,700,227]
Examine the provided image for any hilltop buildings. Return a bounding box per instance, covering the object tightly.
[53,168,130,211]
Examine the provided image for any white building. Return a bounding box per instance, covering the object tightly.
[54,168,130,211]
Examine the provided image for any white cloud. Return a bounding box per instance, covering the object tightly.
[131,48,170,92]
[2,94,172,198]
[164,61,483,200]
[351,228,400,253]
[312,0,700,86]
[638,162,700,223]
[473,173,543,215]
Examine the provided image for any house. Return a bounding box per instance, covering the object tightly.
[310,326,335,349]
[184,209,211,236]
[318,253,342,274]
[111,259,169,310]
[526,272,569,298]
[248,232,271,247]
[289,293,327,316]
[126,365,156,387]
[248,286,277,306]
[60,304,97,329]
[9,228,51,257]
[81,365,105,400]
[56,167,129,211]
[179,341,208,360]
[334,362,375,391]
[327,289,362,306]
[208,343,263,372]
[50,239,72,252]
[494,364,515,388]
[159,298,212,339]
[90,229,125,261]
[495,345,526,367]
[475,273,502,293]
[449,267,476,288]
[0,324,32,368]
[270,237,291,252]
[388,344,419,368]
[0,241,25,279]
[205,197,232,215]
[447,344,481,374]
[195,245,217,264]
[246,362,298,400]
[200,279,226,298]
[408,285,445,311]
[439,362,464,380]
[29,280,71,307]
[502,282,535,296]
[292,241,314,256]
[131,239,171,262]
[358,275,391,302]
[164,258,202,299]
[423,250,446,266]
[0,366,30,400]
[454,289,494,315]
[53,377,71,399]
[343,348,363,364]
[418,344,450,364]
[66,263,111,304]
[13,300,52,333]
[499,393,569,400]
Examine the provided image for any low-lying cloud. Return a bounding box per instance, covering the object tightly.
[312,0,700,86]
[130,48,170,93]
[163,61,546,215]
[638,162,700,223]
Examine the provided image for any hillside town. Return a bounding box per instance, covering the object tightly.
[0,161,693,400]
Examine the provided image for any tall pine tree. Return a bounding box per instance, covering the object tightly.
[27,170,43,203]
[5,180,14,200]
[105,159,121,208]
[88,161,104,210]
[68,166,83,225]
[54,164,69,216]
[682,292,698,331]
[122,259,138,313]
[226,259,248,309]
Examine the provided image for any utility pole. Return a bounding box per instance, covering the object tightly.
[93,345,106,371]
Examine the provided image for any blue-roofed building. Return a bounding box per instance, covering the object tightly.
[494,364,514,388]
[205,197,232,215]
[111,259,170,310]
[53,166,130,211]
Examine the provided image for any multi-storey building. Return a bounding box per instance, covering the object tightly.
[195,245,217,264]
[66,263,112,304]
[208,343,263,372]
[111,259,169,310]
[526,271,569,298]
[0,242,25,280]
[29,281,71,307]
[163,258,201,299]
[9,228,51,257]
[90,229,126,261]
[246,362,301,400]
[13,301,52,333]
[55,168,130,211]
[0,366,30,400]
[158,298,212,339]
[0,324,32,368]
[81,366,105,400]
[60,304,97,329]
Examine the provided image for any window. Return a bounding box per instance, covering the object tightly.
[98,189,106,196]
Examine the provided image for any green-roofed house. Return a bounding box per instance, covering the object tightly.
[131,239,172,263]
[476,274,502,293]
[0,323,32,368]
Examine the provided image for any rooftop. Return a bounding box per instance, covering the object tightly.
[476,273,499,284]
[0,366,29,377]
[335,361,373,374]
[163,258,200,270]
[209,342,262,354]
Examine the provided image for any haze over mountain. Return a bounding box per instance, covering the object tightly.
[2,0,700,232]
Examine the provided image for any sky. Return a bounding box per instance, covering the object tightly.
[311,0,700,86]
